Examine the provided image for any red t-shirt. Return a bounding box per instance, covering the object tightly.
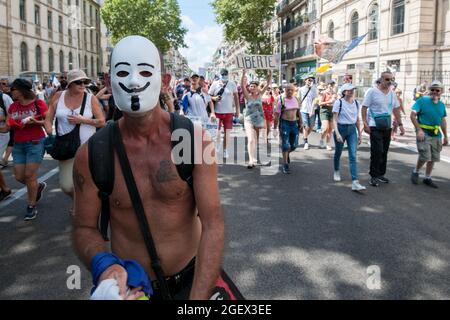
[8,99,48,143]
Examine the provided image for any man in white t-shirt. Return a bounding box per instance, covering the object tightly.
[0,91,13,200]
[299,76,318,150]
[209,69,240,158]
[361,71,405,187]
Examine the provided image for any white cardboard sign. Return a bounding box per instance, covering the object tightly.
[235,54,280,70]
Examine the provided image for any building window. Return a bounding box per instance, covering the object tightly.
[69,52,73,70]
[327,21,334,39]
[35,5,40,25]
[392,0,405,35]
[36,45,42,71]
[49,48,54,72]
[387,59,401,72]
[304,34,308,47]
[91,56,94,76]
[48,11,53,30]
[368,3,379,41]
[84,29,87,49]
[59,16,63,33]
[351,12,359,39]
[90,29,93,51]
[59,50,64,72]
[20,0,26,22]
[20,42,28,71]
[311,31,315,43]
[347,64,356,70]
[84,55,88,72]
[369,62,375,70]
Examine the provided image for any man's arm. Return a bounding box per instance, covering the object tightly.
[361,106,370,134]
[234,92,240,117]
[441,117,448,145]
[393,106,405,135]
[190,133,225,300]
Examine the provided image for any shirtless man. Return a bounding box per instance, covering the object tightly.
[72,36,224,300]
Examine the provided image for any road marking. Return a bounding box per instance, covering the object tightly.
[0,167,59,211]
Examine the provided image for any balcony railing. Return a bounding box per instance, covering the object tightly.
[282,10,317,34]
[281,45,315,61]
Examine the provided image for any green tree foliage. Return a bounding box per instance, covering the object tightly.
[211,0,277,55]
[101,0,187,53]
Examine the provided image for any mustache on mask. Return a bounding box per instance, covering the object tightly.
[119,82,151,94]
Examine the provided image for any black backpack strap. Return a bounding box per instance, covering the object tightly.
[338,99,343,116]
[170,112,194,189]
[112,121,172,300]
[0,93,6,115]
[88,123,115,241]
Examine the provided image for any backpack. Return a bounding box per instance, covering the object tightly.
[338,99,359,118]
[88,112,195,241]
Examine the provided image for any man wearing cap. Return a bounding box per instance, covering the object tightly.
[362,71,405,187]
[299,76,318,150]
[181,74,215,122]
[209,69,240,158]
[175,78,190,111]
[410,80,448,188]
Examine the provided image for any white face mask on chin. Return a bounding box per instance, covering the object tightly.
[111,35,161,115]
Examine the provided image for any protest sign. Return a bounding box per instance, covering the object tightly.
[235,54,280,70]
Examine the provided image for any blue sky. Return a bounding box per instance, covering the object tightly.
[178,0,223,72]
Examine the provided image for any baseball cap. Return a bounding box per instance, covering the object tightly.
[340,83,356,92]
[190,73,199,79]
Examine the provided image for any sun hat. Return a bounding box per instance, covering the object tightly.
[340,83,356,92]
[67,69,90,87]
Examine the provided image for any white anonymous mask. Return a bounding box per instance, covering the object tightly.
[111,36,161,115]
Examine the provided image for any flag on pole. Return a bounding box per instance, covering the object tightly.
[314,33,367,64]
[51,74,61,88]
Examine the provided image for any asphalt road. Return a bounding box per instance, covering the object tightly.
[1,126,450,300]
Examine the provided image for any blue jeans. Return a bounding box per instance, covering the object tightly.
[12,139,45,165]
[334,124,359,181]
[280,120,299,152]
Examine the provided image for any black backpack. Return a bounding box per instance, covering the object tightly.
[88,112,195,241]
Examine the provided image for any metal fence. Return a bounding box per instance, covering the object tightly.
[419,70,450,107]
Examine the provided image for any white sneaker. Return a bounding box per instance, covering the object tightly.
[333,171,341,182]
[326,145,333,151]
[352,180,367,192]
[304,143,309,150]
[223,150,229,159]
[319,140,325,149]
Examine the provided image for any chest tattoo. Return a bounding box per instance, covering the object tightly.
[156,160,178,183]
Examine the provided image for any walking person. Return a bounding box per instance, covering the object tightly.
[44,70,105,204]
[181,73,216,122]
[410,80,448,188]
[1,78,13,167]
[6,79,48,220]
[361,71,405,187]
[332,83,366,192]
[299,76,318,150]
[209,69,240,159]
[0,91,13,200]
[241,69,271,169]
[261,85,275,142]
[391,88,406,141]
[274,84,301,174]
[319,81,337,150]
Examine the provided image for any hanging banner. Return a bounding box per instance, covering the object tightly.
[235,54,280,70]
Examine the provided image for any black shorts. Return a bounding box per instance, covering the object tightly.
[7,129,14,147]
[150,257,196,300]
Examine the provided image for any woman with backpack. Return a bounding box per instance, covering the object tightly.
[241,69,272,169]
[44,70,105,208]
[332,83,366,192]
[6,79,49,220]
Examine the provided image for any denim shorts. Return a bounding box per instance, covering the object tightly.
[280,120,299,152]
[301,112,315,128]
[13,139,45,165]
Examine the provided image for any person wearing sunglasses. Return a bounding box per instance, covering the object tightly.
[5,79,49,220]
[44,70,105,211]
[410,80,448,189]
[361,71,405,187]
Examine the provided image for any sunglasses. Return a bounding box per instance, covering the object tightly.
[0,83,7,86]
[73,80,90,86]
[430,89,441,93]
[383,78,393,81]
